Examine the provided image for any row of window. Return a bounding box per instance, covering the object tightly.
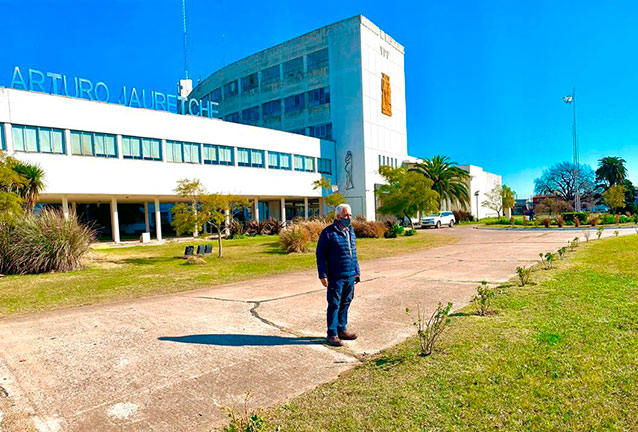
[4,123,332,175]
[206,48,329,102]
[223,86,330,124]
[379,155,400,169]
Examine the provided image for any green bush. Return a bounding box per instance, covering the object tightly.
[1,209,95,274]
[384,223,404,238]
[563,212,587,223]
[404,228,415,236]
[599,214,615,225]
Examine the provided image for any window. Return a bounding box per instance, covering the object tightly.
[122,136,161,160]
[12,125,65,154]
[166,140,200,164]
[288,128,306,136]
[237,147,265,168]
[241,73,258,93]
[268,151,292,170]
[317,158,332,175]
[284,93,305,114]
[308,123,332,140]
[210,87,222,103]
[0,124,4,151]
[242,106,260,123]
[262,100,282,119]
[293,154,303,171]
[293,154,315,172]
[224,112,240,123]
[69,130,116,157]
[307,48,329,72]
[223,80,238,98]
[261,64,280,86]
[308,87,330,107]
[283,57,304,79]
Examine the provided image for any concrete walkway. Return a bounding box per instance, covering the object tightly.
[0,226,633,431]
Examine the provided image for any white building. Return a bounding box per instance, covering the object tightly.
[460,165,503,219]
[0,87,334,242]
[190,15,409,220]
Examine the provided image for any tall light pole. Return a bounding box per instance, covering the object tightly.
[474,190,480,221]
[563,89,580,211]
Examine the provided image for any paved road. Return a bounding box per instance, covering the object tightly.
[0,226,633,431]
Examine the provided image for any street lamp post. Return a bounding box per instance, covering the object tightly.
[474,190,480,221]
[563,89,580,211]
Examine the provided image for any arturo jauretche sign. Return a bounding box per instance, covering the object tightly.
[9,66,217,118]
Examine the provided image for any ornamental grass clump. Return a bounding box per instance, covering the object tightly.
[2,209,95,274]
[472,281,495,316]
[542,218,551,228]
[406,301,453,356]
[279,224,311,253]
[516,266,531,286]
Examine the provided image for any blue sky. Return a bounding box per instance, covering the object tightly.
[1,0,636,198]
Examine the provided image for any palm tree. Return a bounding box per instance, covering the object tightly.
[12,161,46,213]
[409,155,470,209]
[596,156,627,188]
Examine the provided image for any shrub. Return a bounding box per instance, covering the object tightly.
[516,266,531,286]
[260,217,283,235]
[279,225,311,253]
[385,223,404,238]
[300,220,327,242]
[596,226,604,239]
[522,217,529,227]
[404,228,415,236]
[600,214,615,225]
[185,256,206,265]
[556,216,565,228]
[539,252,555,270]
[352,217,380,238]
[568,237,580,251]
[582,230,591,242]
[243,219,261,236]
[472,281,495,316]
[452,210,474,222]
[1,209,95,275]
[542,217,551,228]
[588,215,599,226]
[614,214,621,225]
[574,217,580,228]
[406,301,453,356]
[619,215,632,223]
[633,214,638,224]
[558,246,567,259]
[614,230,619,237]
[509,216,515,226]
[222,393,265,432]
[227,219,243,239]
[563,212,587,223]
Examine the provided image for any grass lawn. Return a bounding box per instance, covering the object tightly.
[263,235,638,431]
[0,231,457,318]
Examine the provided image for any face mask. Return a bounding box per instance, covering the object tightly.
[339,218,351,227]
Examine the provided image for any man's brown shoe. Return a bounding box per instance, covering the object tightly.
[338,331,358,341]
[326,335,343,347]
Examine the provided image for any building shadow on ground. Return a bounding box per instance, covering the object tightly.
[158,334,326,346]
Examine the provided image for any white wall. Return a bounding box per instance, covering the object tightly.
[460,165,502,219]
[0,88,334,201]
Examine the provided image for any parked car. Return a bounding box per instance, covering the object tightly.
[421,211,456,228]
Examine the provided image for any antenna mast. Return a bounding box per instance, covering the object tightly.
[182,0,189,79]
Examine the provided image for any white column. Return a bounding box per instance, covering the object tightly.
[263,151,269,170]
[254,198,260,222]
[111,197,120,244]
[280,198,286,224]
[116,135,123,159]
[71,201,77,217]
[304,197,309,220]
[3,123,13,153]
[144,202,150,233]
[61,196,69,220]
[193,206,199,237]
[224,209,230,236]
[154,198,162,241]
[161,139,167,162]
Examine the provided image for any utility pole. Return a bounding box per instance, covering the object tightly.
[563,89,580,211]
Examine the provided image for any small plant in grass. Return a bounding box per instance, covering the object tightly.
[223,393,266,432]
[596,226,604,239]
[185,256,206,265]
[542,217,551,228]
[516,266,531,286]
[568,237,580,251]
[472,281,495,316]
[406,301,453,356]
[614,230,619,237]
[404,228,415,237]
[558,247,567,259]
[582,230,591,242]
[539,252,555,270]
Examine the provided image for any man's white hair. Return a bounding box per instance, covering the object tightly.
[335,203,351,217]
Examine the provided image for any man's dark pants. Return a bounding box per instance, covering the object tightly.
[326,276,355,337]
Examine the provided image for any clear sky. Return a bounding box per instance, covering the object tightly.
[1,0,636,198]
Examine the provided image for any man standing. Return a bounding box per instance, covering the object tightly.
[316,203,361,347]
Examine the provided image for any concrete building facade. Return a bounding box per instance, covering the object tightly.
[190,15,409,219]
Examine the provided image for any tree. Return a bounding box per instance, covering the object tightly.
[409,155,470,209]
[534,197,574,216]
[199,194,248,258]
[602,185,626,214]
[623,179,637,213]
[376,166,439,229]
[0,153,27,220]
[312,177,345,216]
[173,179,205,236]
[534,162,595,206]
[11,161,45,213]
[482,184,515,217]
[596,156,627,188]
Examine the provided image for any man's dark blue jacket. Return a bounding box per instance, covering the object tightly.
[316,220,360,280]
